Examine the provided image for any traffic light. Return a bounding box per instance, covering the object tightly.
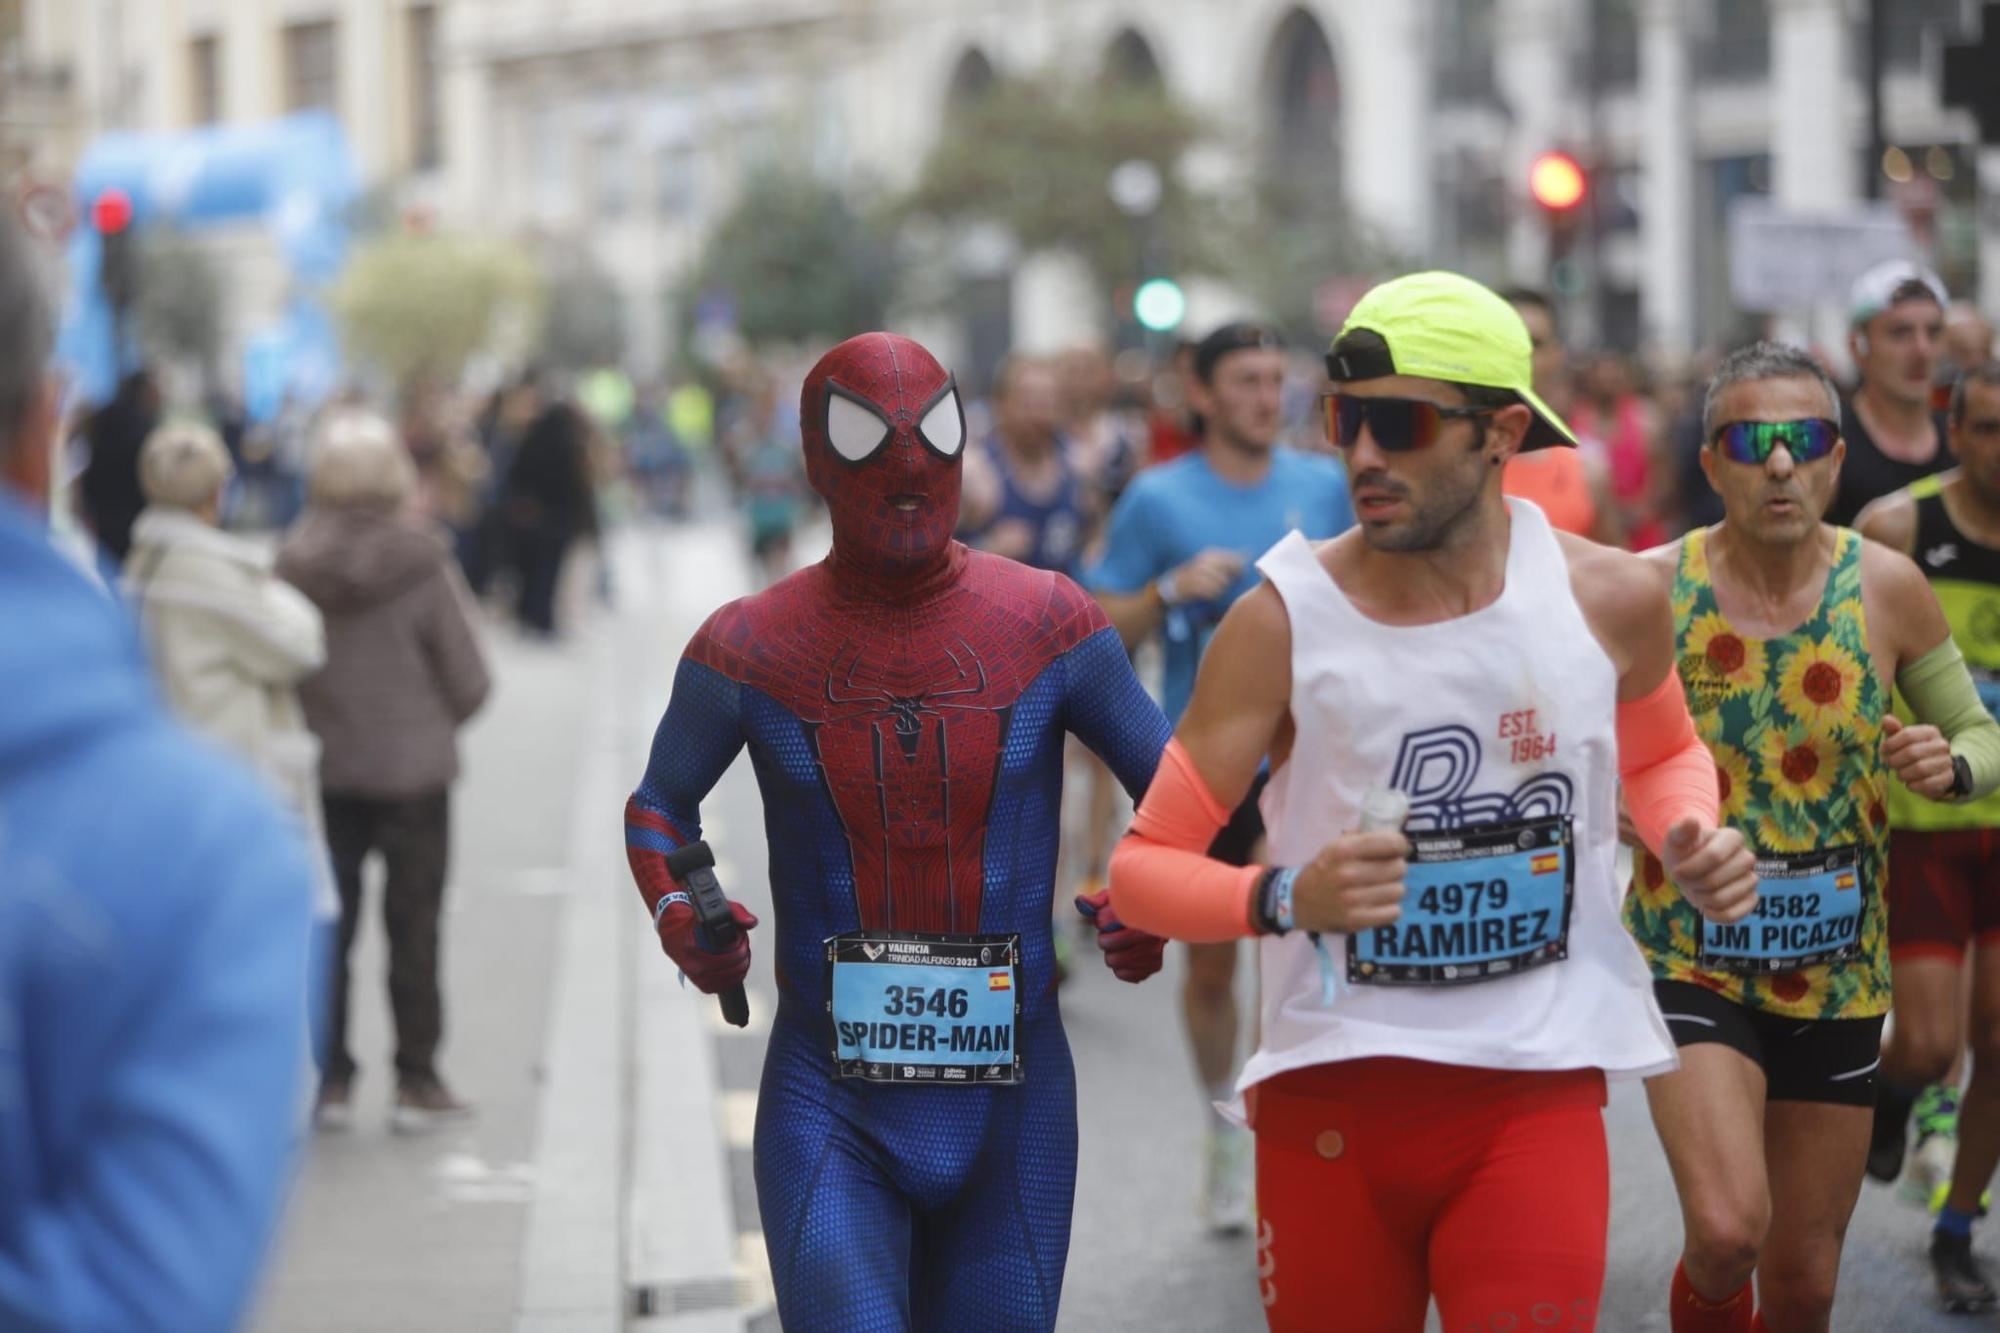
[92,187,138,314]
[1529,152,1587,214]
[1528,151,1588,292]
[1134,277,1186,332]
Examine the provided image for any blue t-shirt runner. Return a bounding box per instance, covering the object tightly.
[1087,445,1354,722]
[1079,318,1354,1238]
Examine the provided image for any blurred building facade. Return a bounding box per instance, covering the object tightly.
[6,0,443,186]
[2,0,1988,373]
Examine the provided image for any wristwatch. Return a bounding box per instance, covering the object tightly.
[1947,754,1974,800]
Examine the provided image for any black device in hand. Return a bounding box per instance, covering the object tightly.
[666,840,750,1028]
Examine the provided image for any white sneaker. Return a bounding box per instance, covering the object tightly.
[1903,1131,1959,1207]
[1200,1120,1255,1236]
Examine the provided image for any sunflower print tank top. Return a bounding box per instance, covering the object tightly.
[1622,527,1890,1020]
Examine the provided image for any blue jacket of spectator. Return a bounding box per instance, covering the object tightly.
[0,490,312,1332]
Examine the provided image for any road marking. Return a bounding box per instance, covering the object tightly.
[514,626,625,1331]
[435,1151,537,1204]
[495,867,573,897]
[736,1230,776,1314]
[720,1090,758,1150]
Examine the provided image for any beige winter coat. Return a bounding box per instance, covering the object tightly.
[124,506,327,820]
[277,507,491,798]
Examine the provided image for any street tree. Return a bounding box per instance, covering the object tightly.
[900,74,1230,302]
[681,163,896,349]
[134,228,223,383]
[333,233,538,385]
[538,248,625,370]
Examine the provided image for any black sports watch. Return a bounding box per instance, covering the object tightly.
[1947,754,1975,801]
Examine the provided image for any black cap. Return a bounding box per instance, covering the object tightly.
[1193,321,1284,383]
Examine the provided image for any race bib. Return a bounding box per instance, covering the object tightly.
[1698,846,1862,974]
[826,931,1022,1085]
[1348,815,1574,986]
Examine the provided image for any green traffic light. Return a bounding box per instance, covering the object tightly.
[1134,278,1186,332]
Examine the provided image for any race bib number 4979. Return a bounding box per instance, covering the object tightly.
[1348,815,1574,986]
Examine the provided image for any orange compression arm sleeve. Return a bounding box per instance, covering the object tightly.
[1617,666,1720,858]
[1107,738,1261,942]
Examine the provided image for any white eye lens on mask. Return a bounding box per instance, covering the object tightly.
[826,392,891,462]
[919,389,964,457]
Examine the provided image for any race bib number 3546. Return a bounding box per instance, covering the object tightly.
[825,931,1023,1085]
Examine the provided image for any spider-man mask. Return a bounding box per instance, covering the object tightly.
[802,332,966,584]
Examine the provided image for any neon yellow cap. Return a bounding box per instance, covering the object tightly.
[1329,271,1577,450]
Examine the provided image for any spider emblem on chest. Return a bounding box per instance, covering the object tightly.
[821,637,996,762]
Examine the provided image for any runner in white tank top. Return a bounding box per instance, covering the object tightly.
[1246,497,1671,1084]
[1106,272,1757,1332]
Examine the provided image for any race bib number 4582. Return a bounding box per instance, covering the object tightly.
[1699,846,1862,975]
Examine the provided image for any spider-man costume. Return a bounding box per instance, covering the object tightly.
[623,333,1171,1331]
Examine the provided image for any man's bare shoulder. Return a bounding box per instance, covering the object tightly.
[1858,527,1932,605]
[1556,529,1673,608]
[1853,488,1920,554]
[1216,577,1292,645]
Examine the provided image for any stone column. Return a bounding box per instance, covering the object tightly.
[1637,0,1694,357]
[222,0,271,125]
[1979,149,2000,318]
[339,0,391,180]
[1770,0,1857,210]
[1339,1,1432,253]
[1771,0,1859,350]
[440,0,493,226]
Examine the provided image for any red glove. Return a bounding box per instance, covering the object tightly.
[1075,888,1166,984]
[655,895,759,993]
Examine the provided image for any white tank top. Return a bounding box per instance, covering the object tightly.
[1241,499,1675,1094]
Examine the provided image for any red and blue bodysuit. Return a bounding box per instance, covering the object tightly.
[623,334,1171,1331]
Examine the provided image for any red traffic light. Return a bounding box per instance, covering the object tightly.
[91,188,133,235]
[1529,152,1587,212]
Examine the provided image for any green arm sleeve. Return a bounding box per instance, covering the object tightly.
[1897,638,2000,801]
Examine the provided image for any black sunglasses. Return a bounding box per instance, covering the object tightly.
[1321,394,1498,453]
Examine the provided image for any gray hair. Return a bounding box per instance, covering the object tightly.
[1700,341,1843,441]
[139,421,234,510]
[307,411,415,510]
[0,209,54,456]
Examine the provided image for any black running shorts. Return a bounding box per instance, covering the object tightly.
[1654,979,1885,1107]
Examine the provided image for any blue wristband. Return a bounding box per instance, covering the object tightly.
[653,889,692,927]
[1271,867,1300,933]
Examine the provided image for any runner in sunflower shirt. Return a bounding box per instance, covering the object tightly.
[1622,343,2000,1333]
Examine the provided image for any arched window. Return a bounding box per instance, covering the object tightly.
[1263,8,1341,219]
[944,47,997,120]
[1102,28,1163,89]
